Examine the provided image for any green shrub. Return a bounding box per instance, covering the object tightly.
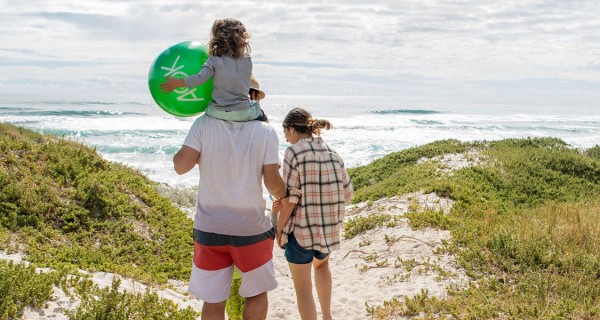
[0,260,60,319]
[404,209,452,230]
[226,268,245,320]
[586,145,600,160]
[0,123,194,284]
[66,279,200,320]
[350,137,600,319]
[344,214,397,239]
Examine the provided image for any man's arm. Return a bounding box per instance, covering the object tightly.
[173,145,200,175]
[263,163,287,199]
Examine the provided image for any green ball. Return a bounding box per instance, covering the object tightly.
[148,41,213,117]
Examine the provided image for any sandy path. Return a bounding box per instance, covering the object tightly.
[268,192,467,319]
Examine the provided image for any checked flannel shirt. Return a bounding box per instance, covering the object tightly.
[282,137,354,253]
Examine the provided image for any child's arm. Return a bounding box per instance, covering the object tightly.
[160,57,215,94]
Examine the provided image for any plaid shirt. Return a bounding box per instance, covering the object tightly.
[282,137,354,253]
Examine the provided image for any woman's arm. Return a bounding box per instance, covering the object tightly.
[276,200,295,248]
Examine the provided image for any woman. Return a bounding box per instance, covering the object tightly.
[273,107,354,320]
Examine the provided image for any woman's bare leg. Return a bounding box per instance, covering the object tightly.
[313,256,332,320]
[288,262,317,320]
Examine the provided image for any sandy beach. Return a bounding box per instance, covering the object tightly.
[3,194,465,320]
[269,191,467,319]
[2,192,467,320]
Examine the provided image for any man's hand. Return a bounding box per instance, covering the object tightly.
[275,198,293,249]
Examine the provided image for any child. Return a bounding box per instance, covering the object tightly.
[273,107,354,320]
[160,18,267,121]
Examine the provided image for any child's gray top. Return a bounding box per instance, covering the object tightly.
[184,55,252,111]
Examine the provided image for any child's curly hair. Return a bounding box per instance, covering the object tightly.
[208,18,251,58]
[283,107,333,136]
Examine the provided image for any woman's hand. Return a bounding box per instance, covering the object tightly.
[276,229,285,249]
[275,198,294,249]
[272,199,283,213]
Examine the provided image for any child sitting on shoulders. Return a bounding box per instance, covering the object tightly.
[161,18,267,121]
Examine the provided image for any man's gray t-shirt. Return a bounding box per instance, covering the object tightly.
[183,115,280,236]
[184,55,252,112]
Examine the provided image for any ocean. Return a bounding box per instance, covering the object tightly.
[1,94,599,188]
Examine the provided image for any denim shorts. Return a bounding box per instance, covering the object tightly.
[284,233,329,264]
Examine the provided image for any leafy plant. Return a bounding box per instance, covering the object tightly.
[349,137,600,319]
[343,214,398,239]
[66,278,200,320]
[0,123,194,284]
[0,260,60,319]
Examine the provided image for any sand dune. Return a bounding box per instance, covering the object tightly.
[269,192,467,319]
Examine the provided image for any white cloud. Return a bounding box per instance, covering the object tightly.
[0,0,598,107]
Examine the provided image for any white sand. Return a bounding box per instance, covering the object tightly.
[268,151,480,319]
[1,152,479,319]
[268,192,467,319]
[2,193,466,320]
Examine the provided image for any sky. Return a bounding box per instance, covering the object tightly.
[0,0,599,109]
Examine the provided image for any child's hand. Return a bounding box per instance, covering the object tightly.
[249,89,262,102]
[160,76,184,94]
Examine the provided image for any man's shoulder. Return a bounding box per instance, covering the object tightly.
[196,115,275,132]
[249,121,277,137]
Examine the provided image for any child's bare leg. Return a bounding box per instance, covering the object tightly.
[313,256,332,320]
[289,262,318,320]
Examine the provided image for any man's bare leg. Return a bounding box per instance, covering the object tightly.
[243,292,268,320]
[202,301,226,320]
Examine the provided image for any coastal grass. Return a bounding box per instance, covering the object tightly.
[3,122,600,319]
[65,277,200,320]
[0,260,61,318]
[0,123,194,284]
[350,137,600,319]
[348,139,469,202]
[0,260,200,319]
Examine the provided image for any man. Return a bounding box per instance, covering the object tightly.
[173,108,287,319]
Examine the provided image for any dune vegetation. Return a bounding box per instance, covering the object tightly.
[349,138,600,319]
[0,123,200,319]
[2,122,599,319]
